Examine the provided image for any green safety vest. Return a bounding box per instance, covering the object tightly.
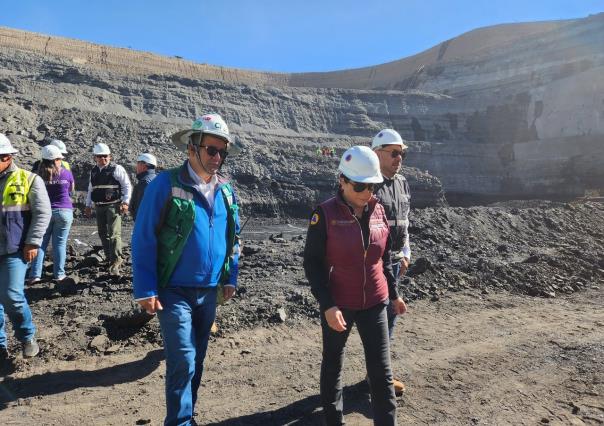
[156,168,239,303]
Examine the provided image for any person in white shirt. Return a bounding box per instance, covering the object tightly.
[84,143,132,274]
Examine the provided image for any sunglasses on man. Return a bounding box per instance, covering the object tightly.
[95,155,109,159]
[200,145,228,159]
[343,176,375,193]
[380,148,407,160]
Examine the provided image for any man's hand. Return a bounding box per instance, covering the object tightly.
[324,306,347,332]
[23,244,38,263]
[120,203,129,215]
[399,257,410,277]
[391,297,407,315]
[84,207,93,218]
[137,297,163,315]
[223,285,236,302]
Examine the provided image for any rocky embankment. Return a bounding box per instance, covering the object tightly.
[1,200,601,372]
[1,14,603,208]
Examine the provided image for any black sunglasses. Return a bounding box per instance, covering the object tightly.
[343,176,375,193]
[200,145,228,159]
[95,155,109,159]
[381,148,407,160]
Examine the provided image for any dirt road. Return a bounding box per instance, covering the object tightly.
[2,288,602,425]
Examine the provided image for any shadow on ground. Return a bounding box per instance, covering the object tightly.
[208,382,373,425]
[0,349,163,408]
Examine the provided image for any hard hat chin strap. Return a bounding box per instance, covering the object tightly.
[191,144,212,177]
[190,134,227,175]
[190,145,226,178]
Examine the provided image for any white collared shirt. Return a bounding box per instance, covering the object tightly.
[187,162,218,209]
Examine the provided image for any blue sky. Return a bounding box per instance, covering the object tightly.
[2,1,602,72]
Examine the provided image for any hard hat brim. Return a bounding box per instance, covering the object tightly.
[0,148,18,155]
[372,141,409,150]
[171,129,236,153]
[341,172,384,184]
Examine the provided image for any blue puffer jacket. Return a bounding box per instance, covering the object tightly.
[132,162,240,299]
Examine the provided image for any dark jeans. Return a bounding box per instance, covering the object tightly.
[95,203,122,263]
[386,262,401,340]
[321,302,397,426]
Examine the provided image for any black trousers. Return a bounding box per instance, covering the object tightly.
[320,302,397,426]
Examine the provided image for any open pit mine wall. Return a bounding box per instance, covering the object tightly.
[1,13,603,209]
[0,54,449,213]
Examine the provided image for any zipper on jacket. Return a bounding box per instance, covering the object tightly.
[350,211,368,309]
[208,187,217,281]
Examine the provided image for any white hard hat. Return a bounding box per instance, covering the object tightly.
[0,133,18,155]
[92,143,111,155]
[338,146,383,183]
[41,145,64,160]
[371,129,408,150]
[171,113,232,151]
[49,139,67,154]
[136,152,157,167]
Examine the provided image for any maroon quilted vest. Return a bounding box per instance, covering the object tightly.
[320,193,390,310]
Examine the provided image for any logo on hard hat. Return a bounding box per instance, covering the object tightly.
[378,133,383,138]
[192,119,203,130]
[310,212,320,226]
[202,116,213,121]
[345,154,352,162]
[214,122,222,129]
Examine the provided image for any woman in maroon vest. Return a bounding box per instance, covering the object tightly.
[304,145,407,425]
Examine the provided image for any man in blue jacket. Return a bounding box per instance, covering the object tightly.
[132,114,240,426]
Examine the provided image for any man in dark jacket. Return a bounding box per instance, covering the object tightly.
[372,128,411,396]
[130,153,157,221]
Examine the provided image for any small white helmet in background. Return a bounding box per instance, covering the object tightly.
[49,139,68,154]
[92,143,111,155]
[41,145,64,160]
[136,153,157,167]
[371,129,408,150]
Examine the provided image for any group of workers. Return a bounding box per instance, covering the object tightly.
[0,113,412,426]
[0,133,157,359]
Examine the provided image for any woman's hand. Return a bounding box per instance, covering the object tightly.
[391,297,407,315]
[324,306,347,332]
